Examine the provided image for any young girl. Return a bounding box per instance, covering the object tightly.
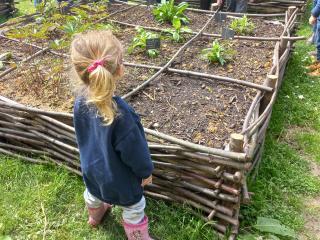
[71,30,154,240]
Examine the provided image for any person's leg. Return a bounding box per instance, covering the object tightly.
[317,20,320,62]
[224,0,236,12]
[235,0,248,13]
[83,189,111,227]
[200,0,211,10]
[122,196,146,224]
[122,196,153,240]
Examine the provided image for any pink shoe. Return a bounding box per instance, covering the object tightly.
[87,203,112,227]
[123,216,153,240]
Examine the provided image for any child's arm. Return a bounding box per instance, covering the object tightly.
[115,125,154,179]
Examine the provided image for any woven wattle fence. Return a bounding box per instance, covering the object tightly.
[0,1,303,238]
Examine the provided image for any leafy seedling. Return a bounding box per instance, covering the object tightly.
[163,16,192,42]
[229,15,255,35]
[201,40,235,65]
[128,27,160,58]
[36,0,59,17]
[153,0,189,27]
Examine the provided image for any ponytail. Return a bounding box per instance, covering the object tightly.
[87,65,117,125]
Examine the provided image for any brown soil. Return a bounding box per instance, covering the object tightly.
[173,37,275,85]
[0,37,39,71]
[128,74,256,148]
[0,50,157,112]
[205,17,284,38]
[116,67,157,96]
[111,6,210,32]
[0,53,73,112]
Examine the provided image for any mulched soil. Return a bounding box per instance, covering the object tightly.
[0,53,157,112]
[0,53,73,112]
[129,74,256,149]
[205,17,284,38]
[0,37,39,71]
[115,66,157,96]
[172,37,275,85]
[110,6,210,32]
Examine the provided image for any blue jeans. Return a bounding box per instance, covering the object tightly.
[317,20,320,61]
[235,0,247,12]
[34,0,42,7]
[224,0,247,13]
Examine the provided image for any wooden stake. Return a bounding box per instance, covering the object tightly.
[259,74,278,114]
[229,134,244,153]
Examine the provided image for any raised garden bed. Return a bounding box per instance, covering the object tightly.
[0,2,301,239]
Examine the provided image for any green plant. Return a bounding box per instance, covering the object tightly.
[229,15,255,35]
[153,0,189,27]
[50,39,69,51]
[79,0,108,13]
[163,16,192,42]
[36,0,59,17]
[239,217,297,239]
[201,40,235,65]
[128,27,160,58]
[6,21,57,40]
[61,15,87,36]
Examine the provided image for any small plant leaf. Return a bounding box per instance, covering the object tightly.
[0,61,4,71]
[172,16,181,29]
[254,217,297,238]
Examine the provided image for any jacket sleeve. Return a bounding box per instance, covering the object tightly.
[312,0,320,17]
[114,124,154,179]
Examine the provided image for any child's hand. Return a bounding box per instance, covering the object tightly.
[141,175,152,187]
[309,15,317,25]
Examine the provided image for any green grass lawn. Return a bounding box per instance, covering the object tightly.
[1,2,320,240]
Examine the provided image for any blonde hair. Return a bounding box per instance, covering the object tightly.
[71,30,123,125]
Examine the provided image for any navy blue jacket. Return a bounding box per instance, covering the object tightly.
[73,96,154,206]
[312,0,320,18]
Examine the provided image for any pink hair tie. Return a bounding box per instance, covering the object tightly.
[87,59,105,73]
